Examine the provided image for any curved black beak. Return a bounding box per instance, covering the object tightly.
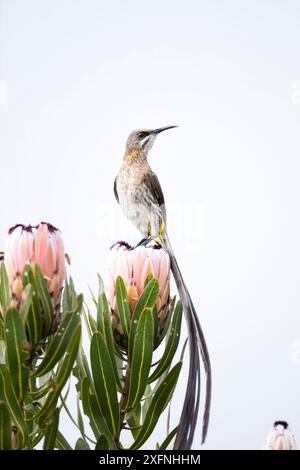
[152,125,178,135]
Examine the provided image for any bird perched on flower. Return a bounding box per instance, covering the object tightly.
[263,421,297,450]
[113,127,211,449]
[106,241,171,348]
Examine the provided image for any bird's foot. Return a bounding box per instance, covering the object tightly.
[130,237,152,250]
[153,235,163,246]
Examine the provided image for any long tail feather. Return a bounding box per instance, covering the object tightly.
[163,231,212,449]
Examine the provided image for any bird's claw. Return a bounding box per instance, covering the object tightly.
[129,237,152,250]
[130,235,164,250]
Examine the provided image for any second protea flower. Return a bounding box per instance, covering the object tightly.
[263,421,297,450]
[4,222,65,309]
[106,241,171,348]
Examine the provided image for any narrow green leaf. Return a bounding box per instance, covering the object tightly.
[27,381,54,401]
[75,346,94,391]
[127,308,154,410]
[0,402,12,449]
[0,340,5,362]
[126,403,141,439]
[5,308,30,402]
[115,276,131,338]
[33,302,82,378]
[55,430,72,450]
[130,362,182,449]
[0,365,28,448]
[144,273,153,288]
[34,264,53,336]
[90,332,120,438]
[0,262,10,314]
[159,426,178,450]
[129,278,159,363]
[81,377,116,449]
[32,433,43,447]
[77,394,85,439]
[96,277,122,391]
[95,434,109,450]
[159,297,176,343]
[43,408,59,450]
[75,437,90,450]
[22,265,42,347]
[63,277,77,312]
[149,301,182,383]
[20,285,34,324]
[0,319,4,341]
[88,312,97,335]
[141,384,152,422]
[31,326,81,422]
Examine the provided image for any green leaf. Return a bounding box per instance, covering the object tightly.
[90,332,120,438]
[0,262,10,314]
[81,376,116,449]
[130,362,182,449]
[27,381,54,401]
[152,305,160,346]
[159,426,178,450]
[33,300,82,378]
[77,394,85,439]
[0,319,4,341]
[115,276,131,338]
[144,273,153,288]
[75,437,90,450]
[32,325,81,422]
[43,408,59,450]
[0,365,28,448]
[126,403,141,439]
[0,402,12,449]
[0,340,5,362]
[34,264,53,336]
[141,384,152,422]
[95,434,109,450]
[159,297,176,344]
[96,277,122,391]
[129,278,158,363]
[127,308,154,410]
[20,285,34,324]
[63,277,77,312]
[5,308,30,402]
[75,345,94,391]
[149,301,182,383]
[88,312,97,335]
[22,265,42,347]
[55,430,72,450]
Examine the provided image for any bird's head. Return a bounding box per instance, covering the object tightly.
[125,126,177,159]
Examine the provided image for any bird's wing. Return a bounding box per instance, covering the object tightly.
[113,177,119,204]
[144,171,167,225]
[147,171,165,206]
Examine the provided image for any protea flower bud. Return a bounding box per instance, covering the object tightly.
[263,421,297,450]
[4,222,65,308]
[106,241,171,347]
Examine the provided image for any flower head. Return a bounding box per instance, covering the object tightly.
[106,241,171,345]
[5,222,65,306]
[263,421,297,450]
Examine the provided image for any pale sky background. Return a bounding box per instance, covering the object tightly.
[1,0,300,450]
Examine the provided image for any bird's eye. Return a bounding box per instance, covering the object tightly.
[138,131,148,139]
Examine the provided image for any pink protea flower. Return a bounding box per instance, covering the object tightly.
[106,241,171,346]
[263,421,297,450]
[4,222,65,306]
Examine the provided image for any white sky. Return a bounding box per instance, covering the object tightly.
[1,0,300,450]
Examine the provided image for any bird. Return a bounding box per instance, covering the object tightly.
[113,126,211,449]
